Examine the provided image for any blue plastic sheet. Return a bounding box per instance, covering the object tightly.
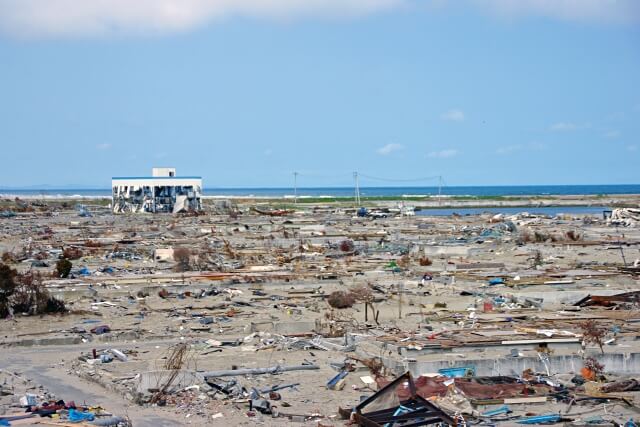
[482,405,511,417]
[517,414,561,424]
[438,366,476,378]
[68,409,95,423]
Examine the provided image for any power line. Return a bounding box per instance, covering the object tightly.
[357,173,442,183]
[284,171,447,187]
[294,172,354,180]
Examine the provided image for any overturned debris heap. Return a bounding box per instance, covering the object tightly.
[352,372,455,426]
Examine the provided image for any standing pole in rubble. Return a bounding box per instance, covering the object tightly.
[398,282,403,319]
[619,234,627,266]
[354,171,361,207]
[293,171,298,204]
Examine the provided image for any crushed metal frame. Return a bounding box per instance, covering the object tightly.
[354,372,456,427]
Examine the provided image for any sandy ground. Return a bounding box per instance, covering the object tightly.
[1,196,639,426]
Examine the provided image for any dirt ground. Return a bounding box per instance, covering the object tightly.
[1,196,639,426]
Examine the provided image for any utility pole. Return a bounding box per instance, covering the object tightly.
[618,232,627,266]
[353,171,361,207]
[438,175,443,207]
[398,282,403,319]
[293,172,298,204]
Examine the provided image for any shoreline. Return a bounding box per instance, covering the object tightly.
[2,192,639,211]
[2,192,640,200]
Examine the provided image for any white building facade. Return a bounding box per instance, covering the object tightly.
[111,168,202,214]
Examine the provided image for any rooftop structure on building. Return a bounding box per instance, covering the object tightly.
[111,168,202,214]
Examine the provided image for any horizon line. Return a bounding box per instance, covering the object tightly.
[2,183,640,191]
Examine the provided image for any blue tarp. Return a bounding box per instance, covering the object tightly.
[68,409,95,423]
[517,414,561,424]
[438,366,476,378]
[482,405,512,417]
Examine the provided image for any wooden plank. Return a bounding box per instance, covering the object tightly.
[504,397,548,404]
[500,338,580,345]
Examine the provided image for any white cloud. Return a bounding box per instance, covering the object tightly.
[605,111,625,122]
[469,0,640,25]
[496,142,546,154]
[427,149,458,158]
[96,143,111,150]
[550,122,577,131]
[377,143,404,155]
[603,130,621,139]
[0,0,403,38]
[440,109,465,122]
[496,144,522,155]
[0,0,635,38]
[549,121,591,132]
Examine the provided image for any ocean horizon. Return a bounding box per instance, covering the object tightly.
[1,184,639,198]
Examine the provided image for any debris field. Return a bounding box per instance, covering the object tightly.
[1,195,640,426]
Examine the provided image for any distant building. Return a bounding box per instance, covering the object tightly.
[111,168,202,213]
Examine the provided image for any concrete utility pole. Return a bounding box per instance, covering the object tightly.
[398,282,403,319]
[619,234,627,266]
[293,171,298,204]
[353,171,361,207]
[438,175,443,207]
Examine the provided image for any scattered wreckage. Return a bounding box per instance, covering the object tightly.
[1,194,640,425]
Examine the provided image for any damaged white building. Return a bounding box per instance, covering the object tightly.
[111,168,202,214]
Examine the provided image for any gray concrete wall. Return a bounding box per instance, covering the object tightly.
[403,352,640,377]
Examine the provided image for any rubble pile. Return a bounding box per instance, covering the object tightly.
[0,369,131,426]
[1,195,639,425]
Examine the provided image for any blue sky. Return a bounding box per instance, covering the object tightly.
[0,0,638,188]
